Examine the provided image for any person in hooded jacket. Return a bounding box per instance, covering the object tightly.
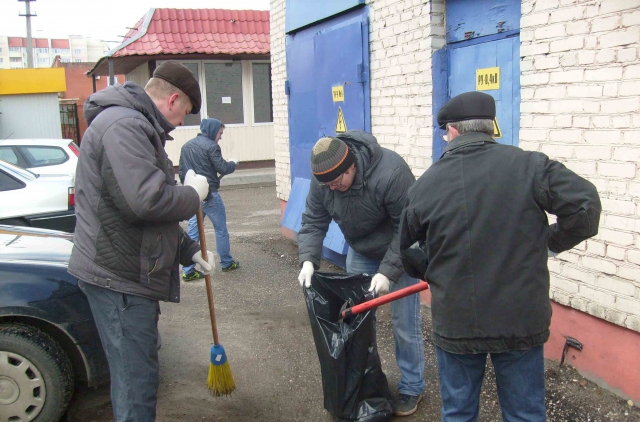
[68,61,215,422]
[179,118,240,278]
[298,131,426,416]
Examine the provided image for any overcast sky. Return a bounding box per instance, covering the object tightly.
[1,0,270,44]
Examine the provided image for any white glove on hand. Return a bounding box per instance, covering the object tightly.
[369,273,390,296]
[228,158,240,165]
[191,250,215,275]
[184,169,209,201]
[298,261,314,288]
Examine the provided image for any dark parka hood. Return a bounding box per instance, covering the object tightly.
[334,130,383,188]
[84,82,175,143]
[200,118,223,140]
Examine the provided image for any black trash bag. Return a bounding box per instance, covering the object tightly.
[304,272,394,422]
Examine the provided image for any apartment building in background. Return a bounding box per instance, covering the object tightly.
[0,35,109,69]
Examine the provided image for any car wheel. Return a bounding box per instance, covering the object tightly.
[0,324,74,422]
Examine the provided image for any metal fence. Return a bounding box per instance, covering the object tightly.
[59,102,80,144]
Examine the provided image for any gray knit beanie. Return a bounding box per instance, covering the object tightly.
[310,137,355,183]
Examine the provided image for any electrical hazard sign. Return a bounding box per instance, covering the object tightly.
[335,107,347,133]
[493,117,502,138]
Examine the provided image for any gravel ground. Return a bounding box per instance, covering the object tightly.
[65,183,639,422]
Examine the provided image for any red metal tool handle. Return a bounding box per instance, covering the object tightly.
[341,281,429,320]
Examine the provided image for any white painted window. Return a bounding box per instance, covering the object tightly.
[157,59,273,127]
[252,63,273,123]
[10,57,21,63]
[9,47,21,52]
[74,49,81,55]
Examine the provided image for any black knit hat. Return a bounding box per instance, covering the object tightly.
[153,61,202,114]
[310,137,356,183]
[437,91,495,129]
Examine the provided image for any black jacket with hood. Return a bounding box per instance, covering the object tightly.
[298,130,415,282]
[68,82,201,303]
[399,132,601,353]
[178,118,237,194]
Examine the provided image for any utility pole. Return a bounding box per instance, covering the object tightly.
[18,0,37,68]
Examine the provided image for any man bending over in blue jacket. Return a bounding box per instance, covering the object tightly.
[179,118,240,279]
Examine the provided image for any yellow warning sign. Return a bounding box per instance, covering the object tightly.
[493,117,502,138]
[332,86,345,102]
[336,107,347,133]
[476,67,500,91]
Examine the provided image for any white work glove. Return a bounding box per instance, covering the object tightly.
[298,261,314,288]
[191,250,215,275]
[369,273,390,296]
[184,169,209,201]
[228,158,239,165]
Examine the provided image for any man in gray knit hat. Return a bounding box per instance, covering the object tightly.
[298,130,426,416]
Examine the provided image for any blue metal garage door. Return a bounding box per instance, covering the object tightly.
[282,7,370,266]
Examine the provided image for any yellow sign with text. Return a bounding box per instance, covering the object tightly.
[336,107,347,133]
[476,67,500,91]
[332,86,345,102]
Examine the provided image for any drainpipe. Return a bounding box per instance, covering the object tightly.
[92,74,97,93]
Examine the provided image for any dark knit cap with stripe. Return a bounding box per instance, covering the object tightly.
[310,137,355,183]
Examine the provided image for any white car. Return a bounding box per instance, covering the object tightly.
[0,160,76,232]
[0,139,79,176]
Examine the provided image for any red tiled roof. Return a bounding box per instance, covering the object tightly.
[113,8,270,58]
[7,37,48,48]
[8,37,22,47]
[51,39,70,49]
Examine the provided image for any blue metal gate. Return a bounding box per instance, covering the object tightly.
[433,0,521,158]
[282,6,370,266]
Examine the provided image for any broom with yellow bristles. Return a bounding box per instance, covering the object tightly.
[195,206,235,396]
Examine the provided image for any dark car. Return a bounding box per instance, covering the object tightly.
[0,225,108,422]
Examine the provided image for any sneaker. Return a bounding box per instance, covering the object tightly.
[394,393,423,416]
[182,269,205,281]
[221,260,240,272]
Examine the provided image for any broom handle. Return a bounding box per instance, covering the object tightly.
[196,206,220,346]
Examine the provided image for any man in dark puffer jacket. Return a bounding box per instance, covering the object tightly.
[298,131,426,416]
[69,61,214,422]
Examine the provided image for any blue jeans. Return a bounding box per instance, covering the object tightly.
[184,192,233,272]
[435,345,546,422]
[346,247,426,397]
[79,281,160,422]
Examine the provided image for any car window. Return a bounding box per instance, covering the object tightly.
[0,170,25,192]
[18,146,69,168]
[0,147,19,165]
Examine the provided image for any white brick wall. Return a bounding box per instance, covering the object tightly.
[366,0,445,177]
[272,0,445,200]
[271,0,291,201]
[521,0,640,332]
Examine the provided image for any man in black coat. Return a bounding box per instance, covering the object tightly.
[399,91,601,421]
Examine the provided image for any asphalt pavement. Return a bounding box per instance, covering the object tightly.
[65,181,639,422]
